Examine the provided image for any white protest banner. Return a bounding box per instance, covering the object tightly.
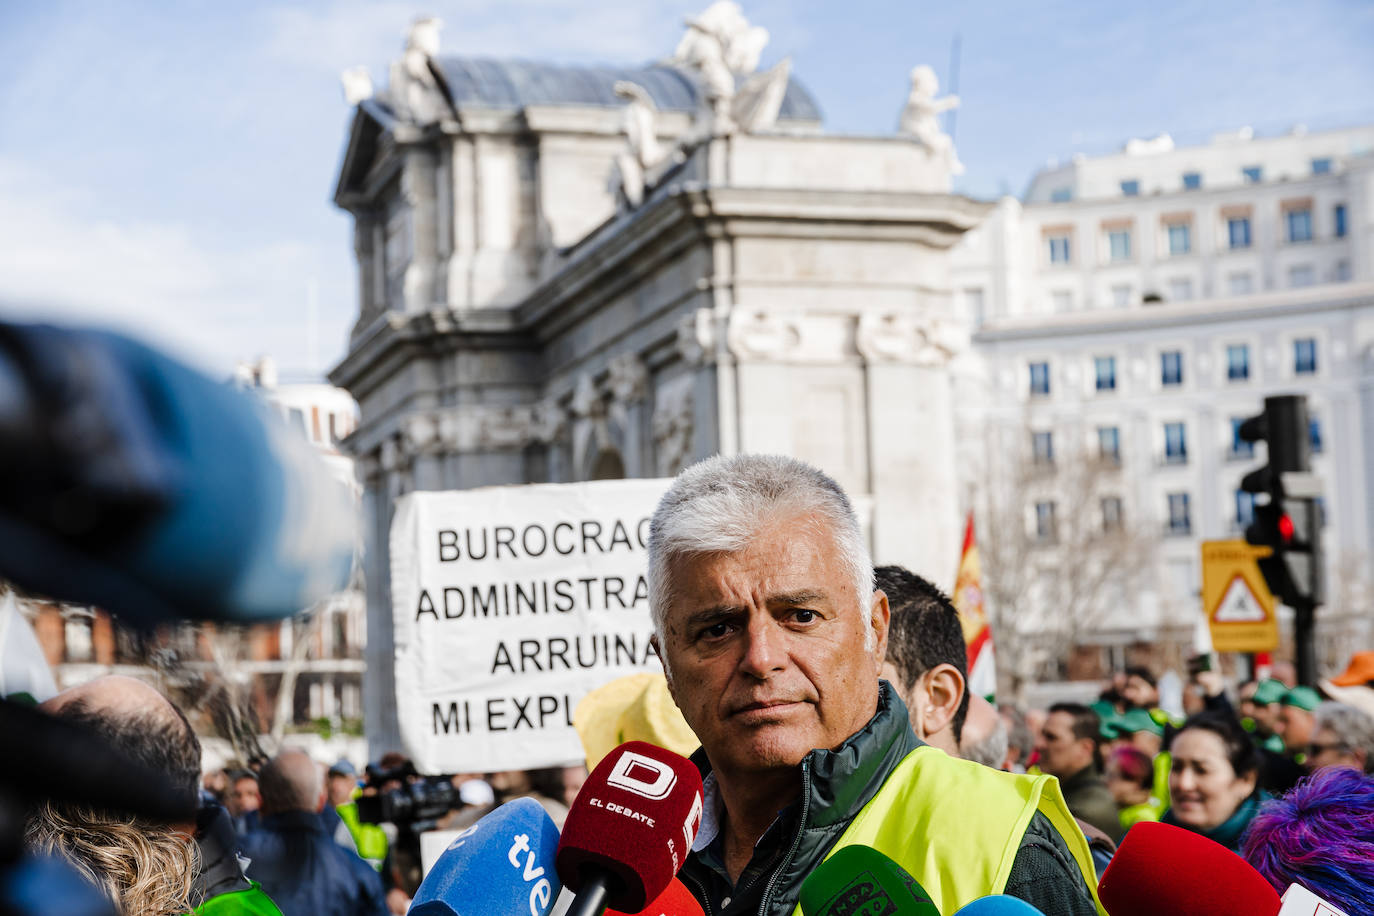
[390,478,673,773]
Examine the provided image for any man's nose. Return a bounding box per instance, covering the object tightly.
[738,614,785,678]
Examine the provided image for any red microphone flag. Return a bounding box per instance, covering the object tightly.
[557,741,705,913]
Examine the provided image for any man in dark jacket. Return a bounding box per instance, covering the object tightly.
[240,749,388,916]
[646,455,1103,916]
[1036,703,1123,843]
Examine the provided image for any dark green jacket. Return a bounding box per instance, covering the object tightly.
[1058,764,1125,843]
[677,682,1099,916]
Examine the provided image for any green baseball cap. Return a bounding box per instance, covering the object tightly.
[1280,686,1321,711]
[1117,707,1165,737]
[1098,714,1125,740]
[1252,678,1289,706]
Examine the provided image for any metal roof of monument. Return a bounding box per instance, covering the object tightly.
[431,57,823,123]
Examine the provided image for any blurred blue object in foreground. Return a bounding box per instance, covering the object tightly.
[0,321,356,627]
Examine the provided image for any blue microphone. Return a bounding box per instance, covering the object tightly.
[0,321,355,627]
[410,797,562,916]
[952,896,1047,915]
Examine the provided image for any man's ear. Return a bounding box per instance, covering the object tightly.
[869,589,891,672]
[920,663,965,738]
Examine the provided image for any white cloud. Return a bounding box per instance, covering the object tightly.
[259,0,713,81]
[0,158,353,378]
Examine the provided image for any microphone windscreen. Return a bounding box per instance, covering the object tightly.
[952,896,1047,915]
[799,845,939,916]
[607,877,704,916]
[410,797,562,916]
[1098,821,1281,916]
[556,740,705,913]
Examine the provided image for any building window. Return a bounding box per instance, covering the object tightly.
[1309,417,1323,454]
[964,287,986,325]
[1048,234,1072,264]
[1095,356,1117,392]
[1167,221,1192,255]
[1228,272,1253,296]
[1050,187,1072,203]
[1287,208,1313,243]
[1226,344,1250,381]
[1182,172,1201,190]
[1029,361,1051,397]
[1167,492,1192,535]
[1111,284,1132,308]
[1032,431,1055,465]
[1294,338,1317,375]
[1242,166,1263,184]
[1289,264,1315,288]
[1051,290,1073,312]
[1335,260,1351,282]
[64,612,95,663]
[1121,179,1140,197]
[1334,204,1347,238]
[1035,501,1058,543]
[1164,422,1188,464]
[1311,157,1332,175]
[1098,425,1121,464]
[1230,417,1254,459]
[1227,216,1252,249]
[1108,229,1132,261]
[1102,496,1124,531]
[1168,277,1194,301]
[288,407,307,437]
[1161,350,1184,387]
[1236,490,1255,529]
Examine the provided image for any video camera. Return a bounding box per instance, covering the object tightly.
[356,762,462,830]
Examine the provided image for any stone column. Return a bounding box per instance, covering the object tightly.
[402,146,440,313]
[858,311,967,587]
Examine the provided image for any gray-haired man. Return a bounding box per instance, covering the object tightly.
[647,454,1103,916]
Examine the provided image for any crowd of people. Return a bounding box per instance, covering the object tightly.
[13,453,1374,915]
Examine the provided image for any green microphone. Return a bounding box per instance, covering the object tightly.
[799,845,941,916]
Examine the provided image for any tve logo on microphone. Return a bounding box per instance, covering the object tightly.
[507,831,555,916]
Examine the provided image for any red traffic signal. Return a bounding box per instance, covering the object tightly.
[1278,513,1295,543]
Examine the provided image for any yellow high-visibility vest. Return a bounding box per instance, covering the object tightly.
[794,746,1106,915]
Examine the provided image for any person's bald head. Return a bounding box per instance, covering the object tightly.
[41,675,201,804]
[259,749,324,815]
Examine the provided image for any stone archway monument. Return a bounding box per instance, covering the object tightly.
[330,3,990,753]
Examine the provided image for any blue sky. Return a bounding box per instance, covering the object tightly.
[1,0,1371,378]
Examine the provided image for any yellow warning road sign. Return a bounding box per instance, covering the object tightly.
[1201,540,1279,652]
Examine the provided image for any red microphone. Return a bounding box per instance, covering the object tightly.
[607,878,704,916]
[556,741,704,916]
[1098,821,1281,915]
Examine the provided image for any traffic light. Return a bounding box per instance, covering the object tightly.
[1238,395,1322,608]
[1237,395,1324,687]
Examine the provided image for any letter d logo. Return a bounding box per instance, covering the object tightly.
[606,750,678,800]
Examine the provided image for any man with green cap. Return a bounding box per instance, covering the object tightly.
[1277,686,1321,760]
[1250,678,1289,753]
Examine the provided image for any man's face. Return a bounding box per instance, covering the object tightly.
[654,514,888,779]
[1122,675,1157,710]
[1036,711,1090,777]
[1277,705,1315,753]
[327,773,356,807]
[230,778,261,815]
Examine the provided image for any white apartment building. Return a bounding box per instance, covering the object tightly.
[952,125,1374,681]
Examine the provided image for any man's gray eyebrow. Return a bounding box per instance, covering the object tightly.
[769,590,825,606]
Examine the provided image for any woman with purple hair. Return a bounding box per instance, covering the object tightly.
[1241,766,1374,914]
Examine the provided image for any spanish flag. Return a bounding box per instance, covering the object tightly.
[953,512,996,701]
